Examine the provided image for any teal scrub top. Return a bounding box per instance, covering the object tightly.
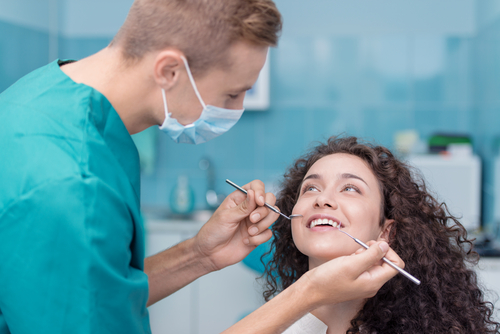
[0,60,151,333]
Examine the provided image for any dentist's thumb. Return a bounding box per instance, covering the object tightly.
[351,241,390,275]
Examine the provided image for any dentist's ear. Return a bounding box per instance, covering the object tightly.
[153,49,184,90]
[378,219,395,242]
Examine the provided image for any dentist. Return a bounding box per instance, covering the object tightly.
[0,0,402,333]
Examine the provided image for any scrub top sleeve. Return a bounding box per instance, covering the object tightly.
[0,176,150,334]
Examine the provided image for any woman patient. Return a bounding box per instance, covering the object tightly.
[263,136,499,333]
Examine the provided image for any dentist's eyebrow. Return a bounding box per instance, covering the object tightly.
[339,173,368,186]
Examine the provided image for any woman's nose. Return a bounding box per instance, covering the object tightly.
[314,194,338,209]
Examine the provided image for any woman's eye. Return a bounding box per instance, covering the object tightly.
[229,94,239,99]
[301,184,318,194]
[342,184,359,193]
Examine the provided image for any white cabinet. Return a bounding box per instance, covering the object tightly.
[145,220,264,334]
[147,230,195,334]
[197,262,265,333]
[476,258,500,321]
[407,155,481,231]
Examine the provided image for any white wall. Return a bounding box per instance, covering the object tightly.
[275,0,477,36]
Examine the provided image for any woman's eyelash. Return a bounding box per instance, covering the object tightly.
[301,182,361,194]
[342,183,360,193]
[301,183,317,194]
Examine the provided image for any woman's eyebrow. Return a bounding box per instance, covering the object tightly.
[299,173,321,191]
[339,173,368,186]
[303,173,321,182]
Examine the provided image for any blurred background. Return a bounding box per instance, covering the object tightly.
[3,0,500,332]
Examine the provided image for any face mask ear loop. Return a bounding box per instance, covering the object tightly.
[161,88,170,119]
[180,56,207,109]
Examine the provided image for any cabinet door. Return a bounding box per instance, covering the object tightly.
[197,263,265,333]
[476,258,500,321]
[147,232,195,334]
[146,226,266,333]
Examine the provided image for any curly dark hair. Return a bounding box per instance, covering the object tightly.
[263,136,500,333]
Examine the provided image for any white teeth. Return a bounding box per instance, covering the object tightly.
[309,219,340,228]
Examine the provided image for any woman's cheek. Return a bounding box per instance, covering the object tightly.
[291,224,306,254]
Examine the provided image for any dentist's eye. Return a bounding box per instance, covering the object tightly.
[228,94,239,99]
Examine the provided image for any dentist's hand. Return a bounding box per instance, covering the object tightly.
[220,241,403,334]
[193,179,279,272]
[302,241,404,307]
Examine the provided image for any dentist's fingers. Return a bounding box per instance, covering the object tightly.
[380,243,405,270]
[247,209,279,236]
[304,241,399,305]
[245,228,273,246]
[219,188,259,224]
[353,241,405,270]
[243,179,266,207]
[247,193,279,236]
[347,241,394,278]
[248,191,277,223]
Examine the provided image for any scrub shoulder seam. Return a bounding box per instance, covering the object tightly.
[0,173,127,221]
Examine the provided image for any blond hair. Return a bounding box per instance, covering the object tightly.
[112,0,282,75]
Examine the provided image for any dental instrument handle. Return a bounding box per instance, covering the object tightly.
[225,179,291,220]
[350,236,421,285]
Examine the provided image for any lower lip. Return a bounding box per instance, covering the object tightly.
[309,225,339,232]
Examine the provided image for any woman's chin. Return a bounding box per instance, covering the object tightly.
[307,252,347,268]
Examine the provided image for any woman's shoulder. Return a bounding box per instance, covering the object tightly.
[282,312,328,334]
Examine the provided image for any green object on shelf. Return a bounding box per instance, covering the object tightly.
[428,134,471,147]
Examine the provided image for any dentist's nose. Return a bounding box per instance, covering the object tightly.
[314,194,338,209]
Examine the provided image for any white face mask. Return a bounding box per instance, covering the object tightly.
[159,56,245,144]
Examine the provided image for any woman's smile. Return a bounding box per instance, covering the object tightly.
[307,214,343,231]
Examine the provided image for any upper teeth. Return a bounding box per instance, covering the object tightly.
[310,219,340,228]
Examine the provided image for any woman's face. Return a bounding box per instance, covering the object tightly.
[291,153,392,269]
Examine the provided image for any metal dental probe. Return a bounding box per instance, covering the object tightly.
[226,179,302,220]
[337,227,421,285]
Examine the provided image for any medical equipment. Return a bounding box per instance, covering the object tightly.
[225,179,302,220]
[337,226,421,285]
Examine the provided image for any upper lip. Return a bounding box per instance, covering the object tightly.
[306,214,343,228]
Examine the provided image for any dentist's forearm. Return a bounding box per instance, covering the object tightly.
[222,277,318,334]
[145,237,213,306]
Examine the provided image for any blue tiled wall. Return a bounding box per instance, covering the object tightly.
[2,8,500,229]
[0,21,50,92]
[58,36,111,61]
[472,17,500,228]
[140,34,480,217]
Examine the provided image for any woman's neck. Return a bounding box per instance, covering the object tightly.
[311,298,365,334]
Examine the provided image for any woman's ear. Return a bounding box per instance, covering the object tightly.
[378,219,394,242]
